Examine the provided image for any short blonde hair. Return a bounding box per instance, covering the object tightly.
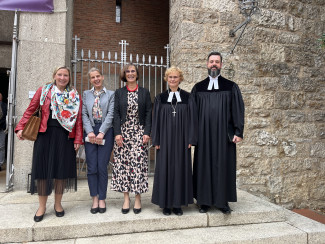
[164,66,184,82]
[88,67,103,78]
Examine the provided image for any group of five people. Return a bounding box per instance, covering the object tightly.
[15,51,245,222]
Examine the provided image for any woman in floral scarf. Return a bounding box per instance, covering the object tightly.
[15,66,83,222]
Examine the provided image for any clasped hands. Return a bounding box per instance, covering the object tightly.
[88,132,104,145]
[115,134,150,147]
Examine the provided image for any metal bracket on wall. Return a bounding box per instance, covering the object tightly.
[229,0,259,54]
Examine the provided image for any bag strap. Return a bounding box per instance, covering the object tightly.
[32,105,42,118]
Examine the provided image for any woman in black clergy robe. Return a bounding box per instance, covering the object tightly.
[151,66,198,216]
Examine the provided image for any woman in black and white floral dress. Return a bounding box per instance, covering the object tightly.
[111,64,152,214]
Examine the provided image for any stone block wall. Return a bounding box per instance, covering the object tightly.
[170,0,325,209]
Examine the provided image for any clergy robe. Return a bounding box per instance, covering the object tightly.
[191,76,245,208]
[151,89,198,208]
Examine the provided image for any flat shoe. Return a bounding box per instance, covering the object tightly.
[121,208,129,214]
[133,208,141,214]
[172,208,183,216]
[90,207,99,214]
[54,205,65,217]
[199,205,210,213]
[218,203,232,214]
[99,207,106,214]
[98,201,106,213]
[163,208,171,216]
[34,211,45,222]
[122,198,130,214]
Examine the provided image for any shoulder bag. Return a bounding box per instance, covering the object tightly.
[22,106,42,141]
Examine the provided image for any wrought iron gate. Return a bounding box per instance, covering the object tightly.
[71,36,170,177]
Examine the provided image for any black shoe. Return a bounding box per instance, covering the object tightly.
[99,207,106,213]
[133,208,141,214]
[99,202,106,213]
[133,197,141,214]
[218,203,232,214]
[90,207,99,214]
[34,209,45,222]
[199,205,210,213]
[172,208,183,216]
[34,214,44,222]
[121,208,129,214]
[163,208,171,216]
[54,205,65,217]
[122,198,130,214]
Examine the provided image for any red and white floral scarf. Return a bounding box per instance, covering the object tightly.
[40,84,80,132]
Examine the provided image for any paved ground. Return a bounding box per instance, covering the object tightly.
[293,209,325,225]
[0,177,325,243]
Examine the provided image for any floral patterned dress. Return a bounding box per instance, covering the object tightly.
[111,90,149,194]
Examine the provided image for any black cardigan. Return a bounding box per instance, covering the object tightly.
[113,86,152,136]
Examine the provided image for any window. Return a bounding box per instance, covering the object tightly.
[116,0,121,23]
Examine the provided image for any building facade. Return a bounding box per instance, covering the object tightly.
[5,0,325,209]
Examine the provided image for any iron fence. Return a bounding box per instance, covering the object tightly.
[71,36,170,178]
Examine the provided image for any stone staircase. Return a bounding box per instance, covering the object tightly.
[0,179,324,243]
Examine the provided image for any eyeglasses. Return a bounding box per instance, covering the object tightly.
[168,76,179,79]
[126,70,136,73]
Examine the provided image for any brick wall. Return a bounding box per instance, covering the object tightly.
[73,0,169,58]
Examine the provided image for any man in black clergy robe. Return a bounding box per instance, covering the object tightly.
[191,51,245,214]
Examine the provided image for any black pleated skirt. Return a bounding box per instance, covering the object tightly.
[30,111,77,195]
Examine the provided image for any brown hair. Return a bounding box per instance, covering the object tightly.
[120,63,139,82]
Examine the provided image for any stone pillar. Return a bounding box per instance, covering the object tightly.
[169,0,243,91]
[13,0,72,190]
[0,11,14,69]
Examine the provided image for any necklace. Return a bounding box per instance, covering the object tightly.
[171,101,177,117]
[168,88,181,117]
[126,84,138,92]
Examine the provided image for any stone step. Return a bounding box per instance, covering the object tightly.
[1,179,325,243]
[28,222,307,244]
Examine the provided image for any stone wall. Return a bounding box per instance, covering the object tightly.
[0,11,14,69]
[170,0,325,209]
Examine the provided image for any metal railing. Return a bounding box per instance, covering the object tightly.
[71,36,170,177]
